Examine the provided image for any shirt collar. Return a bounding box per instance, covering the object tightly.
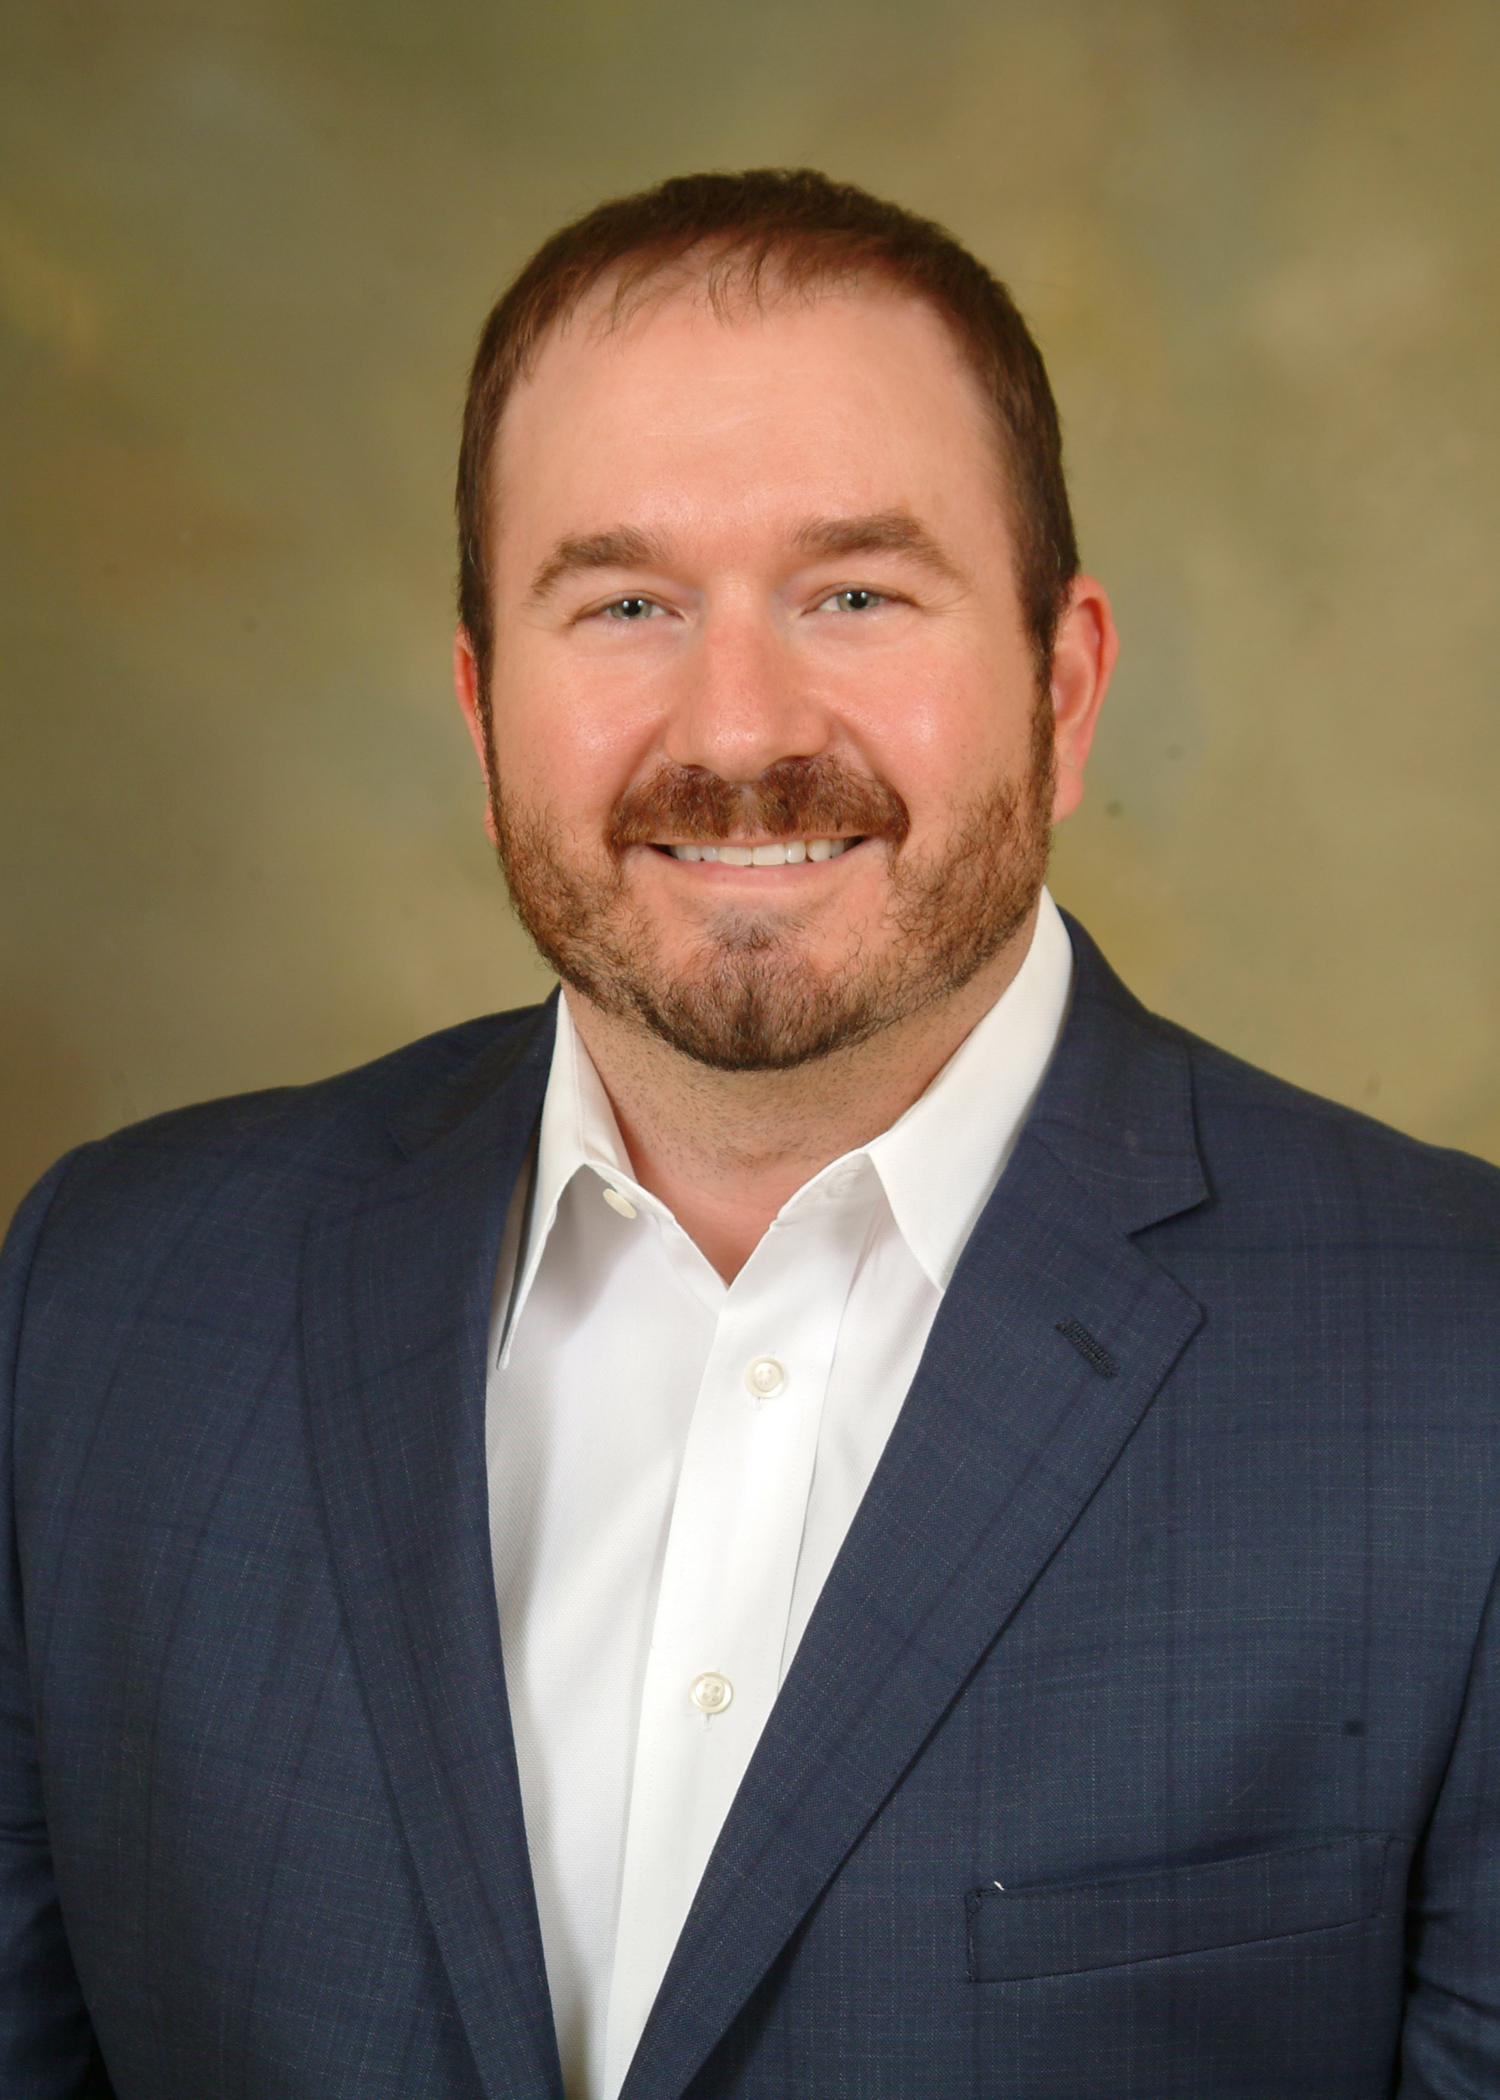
[497,983,674,1363]
[860,886,1073,1288]
[502,889,1073,1352]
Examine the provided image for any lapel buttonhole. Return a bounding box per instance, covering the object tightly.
[1055,1318,1120,1378]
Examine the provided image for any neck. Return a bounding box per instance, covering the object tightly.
[564,904,1038,1281]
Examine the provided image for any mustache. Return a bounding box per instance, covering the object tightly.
[609,758,911,853]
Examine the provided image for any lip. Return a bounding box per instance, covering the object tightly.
[646,835,870,868]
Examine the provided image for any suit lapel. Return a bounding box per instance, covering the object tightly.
[622,928,1210,2100]
[300,1004,563,2100]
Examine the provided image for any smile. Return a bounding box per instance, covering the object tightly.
[659,837,858,866]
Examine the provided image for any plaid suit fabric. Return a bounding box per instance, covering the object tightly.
[2,922,1497,2098]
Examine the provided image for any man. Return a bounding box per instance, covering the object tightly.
[1,169,1497,2100]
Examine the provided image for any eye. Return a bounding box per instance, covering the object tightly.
[601,595,664,621]
[817,587,888,614]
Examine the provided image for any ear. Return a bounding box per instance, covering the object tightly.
[1048,575,1118,824]
[453,627,500,845]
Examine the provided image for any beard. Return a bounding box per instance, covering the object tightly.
[488,704,1055,1073]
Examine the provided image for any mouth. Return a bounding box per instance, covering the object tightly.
[652,836,864,867]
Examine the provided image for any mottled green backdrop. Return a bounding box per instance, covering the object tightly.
[4,0,1498,1222]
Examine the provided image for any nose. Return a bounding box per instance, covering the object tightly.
[662,604,831,784]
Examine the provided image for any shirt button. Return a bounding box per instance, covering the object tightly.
[601,1186,637,1219]
[744,1356,786,1399]
[690,1672,733,1715]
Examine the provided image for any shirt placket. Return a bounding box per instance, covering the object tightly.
[602,1181,878,2092]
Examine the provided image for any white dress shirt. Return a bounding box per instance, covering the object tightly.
[485,889,1073,2100]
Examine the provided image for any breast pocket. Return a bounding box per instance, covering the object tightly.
[966,1834,1396,1983]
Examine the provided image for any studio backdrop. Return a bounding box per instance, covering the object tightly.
[3,0,1497,1222]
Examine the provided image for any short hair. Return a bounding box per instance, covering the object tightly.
[456,167,1079,710]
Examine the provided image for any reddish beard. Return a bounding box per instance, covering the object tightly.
[489,720,1055,1073]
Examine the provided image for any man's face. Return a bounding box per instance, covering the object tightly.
[472,279,1066,1071]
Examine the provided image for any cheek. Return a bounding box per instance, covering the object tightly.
[491,659,657,817]
[847,653,1026,810]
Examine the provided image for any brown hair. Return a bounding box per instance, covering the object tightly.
[456,168,1078,716]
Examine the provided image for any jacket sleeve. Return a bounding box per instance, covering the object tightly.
[0,1163,114,2098]
[1400,1546,1500,2095]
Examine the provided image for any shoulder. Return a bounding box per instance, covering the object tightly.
[2,1001,553,1280]
[1174,1022,1500,1243]
[1060,912,1500,1246]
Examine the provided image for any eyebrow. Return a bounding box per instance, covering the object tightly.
[526,526,671,604]
[793,510,966,587]
[524,507,966,605]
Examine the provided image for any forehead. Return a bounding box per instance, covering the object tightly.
[491,277,1002,546]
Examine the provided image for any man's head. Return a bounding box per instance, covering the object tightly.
[453,169,1115,1072]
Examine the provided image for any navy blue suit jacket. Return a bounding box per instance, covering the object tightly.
[3,919,1499,2098]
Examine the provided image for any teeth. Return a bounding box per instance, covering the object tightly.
[666,837,852,864]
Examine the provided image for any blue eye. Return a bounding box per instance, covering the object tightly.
[825,588,884,613]
[605,596,659,620]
